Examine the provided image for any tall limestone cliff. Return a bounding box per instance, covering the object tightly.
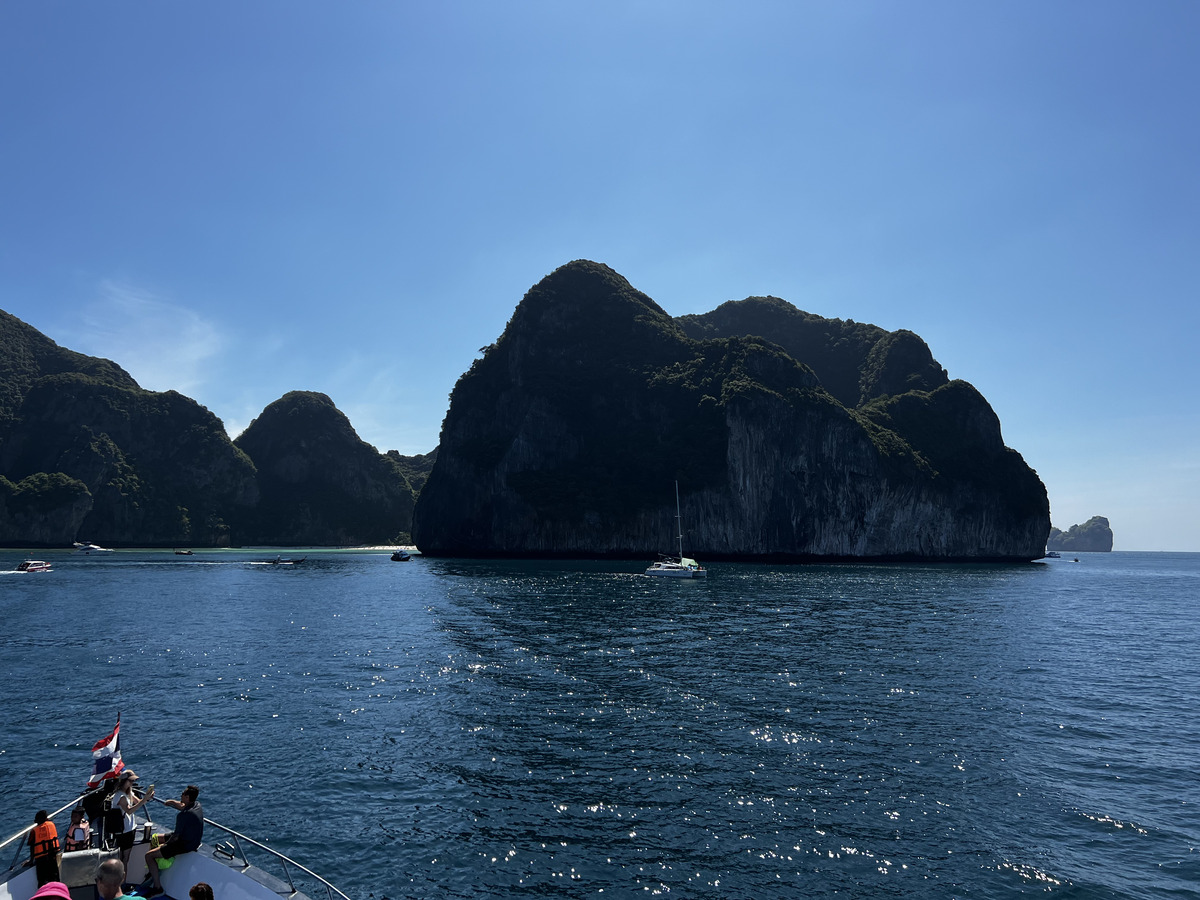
[233,391,417,546]
[412,260,1050,560]
[0,310,424,547]
[0,311,258,546]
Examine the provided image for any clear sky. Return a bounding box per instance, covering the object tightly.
[2,2,1198,551]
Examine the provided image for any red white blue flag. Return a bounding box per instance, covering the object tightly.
[86,716,124,788]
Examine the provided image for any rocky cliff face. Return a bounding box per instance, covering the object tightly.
[0,311,260,546]
[234,391,416,546]
[0,311,422,547]
[1047,516,1113,552]
[412,260,1050,560]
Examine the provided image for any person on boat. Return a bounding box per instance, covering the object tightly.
[62,806,91,851]
[143,785,203,896]
[83,780,114,843]
[29,881,71,900]
[96,858,141,899]
[188,883,214,900]
[27,809,60,886]
[115,771,154,866]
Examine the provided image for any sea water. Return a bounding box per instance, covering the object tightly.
[0,549,1196,899]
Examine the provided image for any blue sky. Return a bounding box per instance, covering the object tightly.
[2,2,1198,551]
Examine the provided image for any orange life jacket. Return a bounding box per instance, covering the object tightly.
[31,821,59,859]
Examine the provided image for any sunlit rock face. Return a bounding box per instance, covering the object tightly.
[1047,516,1114,552]
[413,260,1050,561]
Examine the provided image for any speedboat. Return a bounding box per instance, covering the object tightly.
[73,542,114,555]
[14,560,51,573]
[0,786,348,900]
[645,482,707,578]
[1045,550,1061,558]
[391,549,411,561]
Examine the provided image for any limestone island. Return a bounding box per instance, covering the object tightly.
[412,260,1050,561]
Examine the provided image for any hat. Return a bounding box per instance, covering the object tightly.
[118,770,138,783]
[31,882,71,900]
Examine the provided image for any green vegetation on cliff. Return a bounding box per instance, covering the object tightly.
[1048,516,1114,552]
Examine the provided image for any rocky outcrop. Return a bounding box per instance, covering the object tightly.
[1047,516,1113,552]
[0,473,92,545]
[412,260,1050,560]
[0,311,260,546]
[233,391,416,546]
[678,298,949,407]
[0,311,423,547]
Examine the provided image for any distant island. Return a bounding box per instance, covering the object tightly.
[1047,516,1114,552]
[1,261,1052,558]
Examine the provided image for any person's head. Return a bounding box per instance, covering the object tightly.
[182,785,200,806]
[70,807,84,823]
[34,810,49,825]
[96,858,125,899]
[118,771,138,792]
[30,883,70,900]
[188,883,214,900]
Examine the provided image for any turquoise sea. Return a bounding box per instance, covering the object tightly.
[0,549,1197,898]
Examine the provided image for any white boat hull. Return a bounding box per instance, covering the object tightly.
[645,562,707,578]
[0,847,300,900]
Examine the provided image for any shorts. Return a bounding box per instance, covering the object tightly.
[115,830,135,851]
[160,837,193,859]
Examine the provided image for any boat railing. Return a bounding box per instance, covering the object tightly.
[1,796,82,872]
[2,793,350,900]
[171,801,350,900]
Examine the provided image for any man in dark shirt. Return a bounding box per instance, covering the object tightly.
[143,785,203,896]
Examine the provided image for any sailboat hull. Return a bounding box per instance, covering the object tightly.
[645,561,707,578]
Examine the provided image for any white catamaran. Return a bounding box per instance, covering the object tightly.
[645,482,707,578]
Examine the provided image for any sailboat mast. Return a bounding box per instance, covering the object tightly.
[675,480,684,559]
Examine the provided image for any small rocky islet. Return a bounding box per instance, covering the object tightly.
[1,260,1050,559]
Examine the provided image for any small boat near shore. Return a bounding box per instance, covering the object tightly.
[0,783,348,900]
[390,549,411,561]
[14,560,51,573]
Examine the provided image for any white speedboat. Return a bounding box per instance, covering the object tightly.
[645,482,707,579]
[0,788,347,900]
[73,542,114,555]
[14,560,51,573]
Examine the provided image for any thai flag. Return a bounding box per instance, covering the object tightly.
[86,716,124,788]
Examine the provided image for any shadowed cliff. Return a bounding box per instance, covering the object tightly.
[0,311,258,545]
[233,391,418,546]
[412,260,1050,560]
[0,311,426,547]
